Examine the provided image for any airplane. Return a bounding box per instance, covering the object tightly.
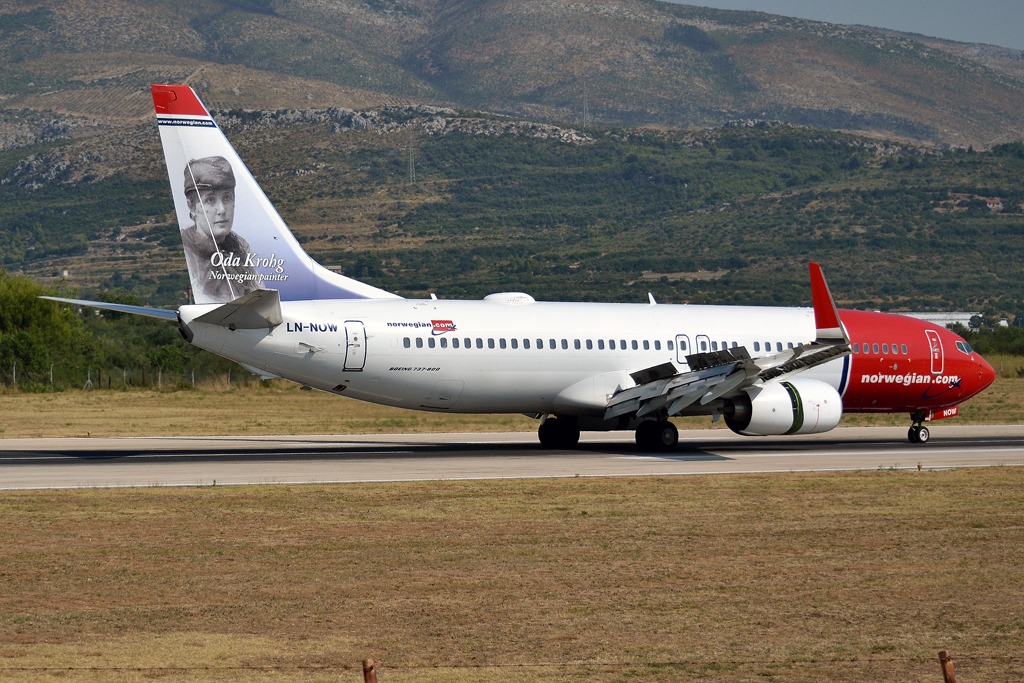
[43,84,996,449]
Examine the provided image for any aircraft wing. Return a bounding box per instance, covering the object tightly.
[605,263,851,421]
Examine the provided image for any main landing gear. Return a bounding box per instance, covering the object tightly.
[635,420,679,452]
[908,412,930,444]
[538,416,581,448]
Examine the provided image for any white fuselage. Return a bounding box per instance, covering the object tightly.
[178,297,845,420]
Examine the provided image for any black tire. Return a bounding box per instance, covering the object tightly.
[653,421,678,451]
[559,422,581,448]
[908,427,919,444]
[538,419,560,448]
[635,421,655,449]
[538,418,580,449]
[916,426,930,444]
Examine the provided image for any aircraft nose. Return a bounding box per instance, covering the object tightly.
[977,356,996,390]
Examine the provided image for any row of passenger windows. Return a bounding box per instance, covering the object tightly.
[402,337,805,353]
[404,337,675,350]
[853,342,908,355]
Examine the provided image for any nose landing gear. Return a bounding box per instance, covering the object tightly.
[908,412,929,443]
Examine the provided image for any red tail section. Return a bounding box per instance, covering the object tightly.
[152,85,209,116]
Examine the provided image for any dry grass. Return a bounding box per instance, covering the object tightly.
[0,470,1022,681]
[0,376,1020,439]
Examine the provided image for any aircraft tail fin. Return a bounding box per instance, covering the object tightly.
[151,84,400,305]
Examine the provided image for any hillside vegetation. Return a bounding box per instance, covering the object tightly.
[3,108,1024,313]
[2,0,1024,145]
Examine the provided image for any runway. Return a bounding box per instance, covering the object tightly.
[1,425,1022,490]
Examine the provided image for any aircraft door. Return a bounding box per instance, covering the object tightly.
[343,321,366,371]
[695,335,711,353]
[925,329,943,375]
[675,335,691,366]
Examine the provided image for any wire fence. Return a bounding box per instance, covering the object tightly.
[1,363,259,392]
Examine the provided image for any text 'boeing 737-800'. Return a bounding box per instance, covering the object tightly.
[42,85,996,449]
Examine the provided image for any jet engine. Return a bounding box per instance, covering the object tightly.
[723,378,842,436]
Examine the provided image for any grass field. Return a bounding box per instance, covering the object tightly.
[0,469,1022,682]
[1,372,1022,439]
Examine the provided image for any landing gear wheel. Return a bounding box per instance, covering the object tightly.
[538,418,581,449]
[635,421,656,449]
[635,421,678,452]
[539,419,560,448]
[908,425,930,444]
[653,420,678,451]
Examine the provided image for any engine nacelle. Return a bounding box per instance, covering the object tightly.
[724,378,842,436]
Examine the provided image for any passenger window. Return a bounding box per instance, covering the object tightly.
[655,340,661,350]
[499,338,506,349]
[574,339,581,350]
[776,342,783,352]
[511,338,518,349]
[586,339,593,350]
[621,339,627,349]
[488,338,495,349]
[403,337,411,348]
[872,343,879,354]
[711,341,718,351]
[852,343,859,353]
[465,338,471,349]
[667,341,673,351]
[901,344,907,355]
[598,339,605,350]
[643,340,650,350]
[549,339,555,349]
[754,341,760,352]
[476,338,483,349]
[632,340,639,350]
[416,338,423,348]
[428,338,435,348]
[453,338,460,349]
[561,339,568,350]
[700,340,707,351]
[524,339,530,349]
[882,343,889,354]
[440,337,448,348]
[609,340,616,350]
[787,342,793,349]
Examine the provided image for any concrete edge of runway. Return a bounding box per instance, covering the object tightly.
[6,463,1024,493]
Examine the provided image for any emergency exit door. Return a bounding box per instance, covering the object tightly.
[343,321,366,371]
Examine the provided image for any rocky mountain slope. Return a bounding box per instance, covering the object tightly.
[1,0,1024,146]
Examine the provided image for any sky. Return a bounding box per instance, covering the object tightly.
[669,1,1024,51]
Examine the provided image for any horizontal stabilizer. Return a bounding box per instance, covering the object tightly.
[193,289,283,329]
[39,296,178,321]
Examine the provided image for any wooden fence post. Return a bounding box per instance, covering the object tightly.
[363,658,378,683]
[939,650,957,683]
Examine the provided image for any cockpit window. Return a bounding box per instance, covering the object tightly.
[955,341,973,354]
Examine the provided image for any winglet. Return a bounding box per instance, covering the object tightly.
[809,262,848,345]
